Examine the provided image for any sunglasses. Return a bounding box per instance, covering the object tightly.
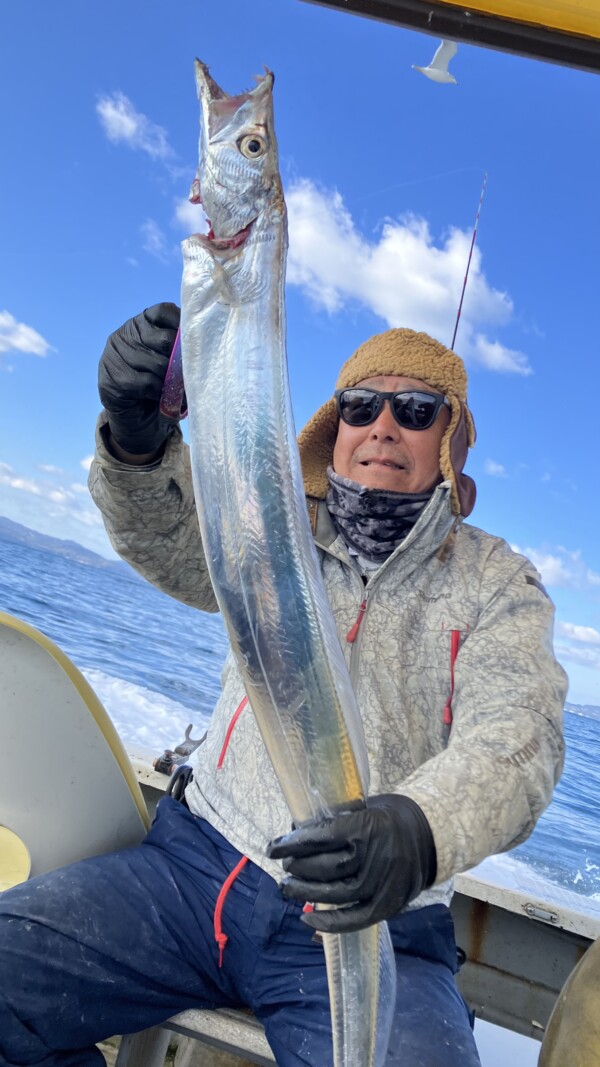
[335,388,451,430]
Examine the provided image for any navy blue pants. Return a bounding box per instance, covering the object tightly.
[0,798,480,1067]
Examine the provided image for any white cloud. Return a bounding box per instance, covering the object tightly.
[141,218,169,261]
[2,475,42,496]
[80,455,94,472]
[513,543,600,591]
[170,180,531,377]
[285,179,532,374]
[555,618,600,674]
[0,461,112,558]
[484,459,507,478]
[174,197,207,234]
[0,311,55,357]
[471,335,530,376]
[0,465,94,514]
[0,469,62,502]
[556,643,600,672]
[38,463,65,475]
[556,622,600,646]
[520,549,574,588]
[96,92,173,159]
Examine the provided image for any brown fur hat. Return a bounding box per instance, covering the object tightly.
[298,328,476,517]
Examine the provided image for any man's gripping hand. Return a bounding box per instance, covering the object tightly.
[98,303,181,457]
[267,795,437,934]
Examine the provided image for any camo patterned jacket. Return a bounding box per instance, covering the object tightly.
[89,417,567,910]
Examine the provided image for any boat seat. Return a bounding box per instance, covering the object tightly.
[116,1007,275,1066]
[0,825,31,892]
[0,611,149,881]
[0,611,270,1066]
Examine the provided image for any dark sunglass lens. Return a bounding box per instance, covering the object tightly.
[393,392,438,429]
[339,389,380,426]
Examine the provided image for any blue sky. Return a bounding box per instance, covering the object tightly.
[1,0,599,706]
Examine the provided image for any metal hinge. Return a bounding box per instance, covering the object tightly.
[523,903,559,924]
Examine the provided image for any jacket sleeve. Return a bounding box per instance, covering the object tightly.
[88,413,219,612]
[399,547,567,884]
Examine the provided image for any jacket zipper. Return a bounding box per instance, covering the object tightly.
[346,586,371,694]
[443,629,461,730]
[346,597,368,644]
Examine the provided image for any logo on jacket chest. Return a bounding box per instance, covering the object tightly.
[416,588,451,603]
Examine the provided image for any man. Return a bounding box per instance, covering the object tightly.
[0,304,566,1067]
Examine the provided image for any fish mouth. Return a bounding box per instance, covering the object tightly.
[205,219,254,250]
[189,180,257,251]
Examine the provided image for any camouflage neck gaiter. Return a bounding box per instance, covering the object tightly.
[326,466,434,562]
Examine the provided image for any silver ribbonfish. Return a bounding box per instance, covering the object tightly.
[178,61,396,1067]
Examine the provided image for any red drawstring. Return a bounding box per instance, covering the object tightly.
[217,697,248,769]
[213,855,249,967]
[346,599,367,644]
[443,630,461,728]
[214,700,251,964]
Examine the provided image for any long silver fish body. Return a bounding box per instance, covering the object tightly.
[179,61,396,1067]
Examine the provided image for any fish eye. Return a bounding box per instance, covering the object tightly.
[238,134,267,159]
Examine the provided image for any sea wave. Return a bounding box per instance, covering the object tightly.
[470,852,600,920]
[82,667,210,754]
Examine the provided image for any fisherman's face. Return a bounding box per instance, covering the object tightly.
[332,375,450,493]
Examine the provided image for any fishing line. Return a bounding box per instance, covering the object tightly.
[283,166,488,227]
[347,166,488,208]
[451,171,488,350]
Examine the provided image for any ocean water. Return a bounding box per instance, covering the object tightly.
[1,532,599,921]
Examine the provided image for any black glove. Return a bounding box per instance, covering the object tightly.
[266,794,436,934]
[98,302,180,455]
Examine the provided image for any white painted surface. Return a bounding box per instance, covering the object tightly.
[476,1020,539,1066]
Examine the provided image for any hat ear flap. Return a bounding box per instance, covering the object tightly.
[298,397,339,499]
[441,399,477,518]
[465,405,476,448]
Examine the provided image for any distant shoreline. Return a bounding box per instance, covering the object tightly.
[0,516,134,578]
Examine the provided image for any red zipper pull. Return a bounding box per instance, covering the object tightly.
[346,599,367,644]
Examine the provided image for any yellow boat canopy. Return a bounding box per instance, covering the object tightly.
[304,0,600,72]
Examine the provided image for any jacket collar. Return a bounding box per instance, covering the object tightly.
[310,481,458,572]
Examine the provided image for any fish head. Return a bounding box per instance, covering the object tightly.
[192,60,281,245]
